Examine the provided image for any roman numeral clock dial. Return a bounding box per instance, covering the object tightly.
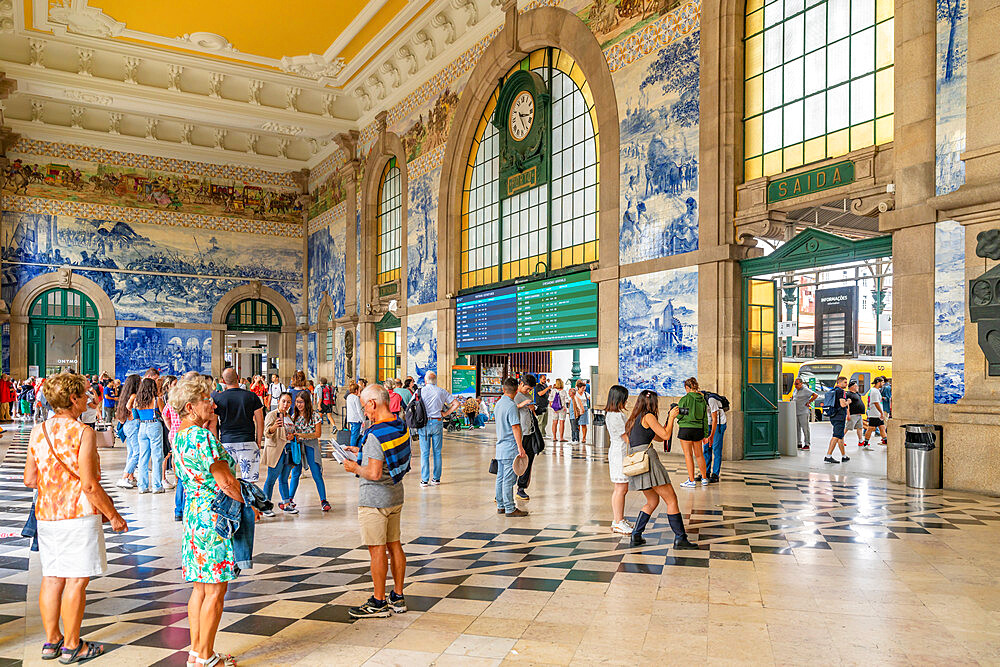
[509,91,534,141]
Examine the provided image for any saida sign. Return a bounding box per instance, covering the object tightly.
[767,160,855,203]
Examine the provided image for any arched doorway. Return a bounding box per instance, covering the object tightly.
[375,312,401,382]
[223,298,282,379]
[27,288,99,376]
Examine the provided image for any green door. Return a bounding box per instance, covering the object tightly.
[27,288,100,376]
[27,323,45,375]
[82,325,99,376]
[742,278,779,459]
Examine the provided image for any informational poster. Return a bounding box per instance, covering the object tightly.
[814,286,858,357]
[451,365,476,398]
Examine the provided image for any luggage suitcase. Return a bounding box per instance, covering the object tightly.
[95,424,114,448]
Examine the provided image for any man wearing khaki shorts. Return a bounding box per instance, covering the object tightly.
[343,384,409,619]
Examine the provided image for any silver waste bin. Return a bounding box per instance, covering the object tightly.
[591,409,607,448]
[903,424,942,489]
[778,401,798,456]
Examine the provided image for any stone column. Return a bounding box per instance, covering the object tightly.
[880,0,938,483]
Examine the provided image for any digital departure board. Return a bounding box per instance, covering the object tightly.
[456,272,598,352]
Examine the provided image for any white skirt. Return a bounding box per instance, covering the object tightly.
[608,443,628,484]
[37,514,108,578]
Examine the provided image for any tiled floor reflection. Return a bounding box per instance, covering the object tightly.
[3,422,1000,665]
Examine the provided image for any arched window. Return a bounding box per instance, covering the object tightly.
[743,0,894,180]
[326,311,334,363]
[225,299,282,331]
[461,48,599,290]
[376,158,402,284]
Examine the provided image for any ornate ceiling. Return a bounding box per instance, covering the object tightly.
[0,0,499,170]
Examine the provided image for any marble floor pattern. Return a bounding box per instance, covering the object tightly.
[1,422,999,666]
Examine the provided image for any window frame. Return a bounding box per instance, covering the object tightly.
[376,157,402,284]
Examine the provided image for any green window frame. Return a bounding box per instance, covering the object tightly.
[744,0,894,180]
[225,299,282,331]
[326,312,334,363]
[461,47,599,291]
[376,158,402,284]
[29,288,98,321]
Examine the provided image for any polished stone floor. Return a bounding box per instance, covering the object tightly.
[1,421,999,666]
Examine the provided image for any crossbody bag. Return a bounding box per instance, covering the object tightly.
[41,422,111,523]
[622,442,652,477]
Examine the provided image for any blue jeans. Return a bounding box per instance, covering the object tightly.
[703,422,727,477]
[349,422,362,449]
[495,458,516,513]
[123,419,140,476]
[263,454,291,503]
[418,419,444,483]
[136,420,164,491]
[288,440,327,503]
[174,479,185,518]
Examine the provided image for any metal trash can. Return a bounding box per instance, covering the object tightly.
[591,409,607,448]
[903,423,942,489]
[778,401,798,456]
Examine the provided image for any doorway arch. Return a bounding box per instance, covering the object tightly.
[211,283,297,380]
[10,271,117,378]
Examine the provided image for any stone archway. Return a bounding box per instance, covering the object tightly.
[435,4,621,386]
[211,282,297,380]
[9,270,118,378]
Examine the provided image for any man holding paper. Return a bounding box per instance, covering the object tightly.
[341,384,411,619]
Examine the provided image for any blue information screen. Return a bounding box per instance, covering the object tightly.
[456,272,598,352]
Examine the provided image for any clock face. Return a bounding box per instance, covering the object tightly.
[508,91,534,141]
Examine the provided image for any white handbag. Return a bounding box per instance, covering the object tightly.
[622,443,652,477]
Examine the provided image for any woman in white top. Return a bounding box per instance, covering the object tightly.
[550,379,569,442]
[604,385,632,535]
[346,381,364,449]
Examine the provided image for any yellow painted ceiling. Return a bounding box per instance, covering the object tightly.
[85,0,412,65]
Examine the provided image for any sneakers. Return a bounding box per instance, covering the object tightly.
[859,441,869,448]
[115,478,134,489]
[420,481,429,488]
[430,479,441,486]
[505,509,529,517]
[611,520,633,535]
[497,507,506,514]
[262,509,276,518]
[321,501,331,512]
[162,477,176,489]
[700,477,709,486]
[709,474,720,483]
[152,487,165,494]
[694,473,702,482]
[823,456,840,464]
[841,456,850,462]
[388,591,407,613]
[515,488,529,500]
[679,480,697,488]
[279,503,299,515]
[797,444,803,450]
[138,488,150,494]
[802,445,810,451]
[348,596,392,619]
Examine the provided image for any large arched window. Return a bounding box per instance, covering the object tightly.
[461,48,599,290]
[743,0,894,180]
[376,158,402,284]
[225,298,282,331]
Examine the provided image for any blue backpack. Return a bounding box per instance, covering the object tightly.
[822,388,838,418]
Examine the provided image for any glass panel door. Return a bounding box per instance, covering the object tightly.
[743,278,779,458]
[377,330,398,382]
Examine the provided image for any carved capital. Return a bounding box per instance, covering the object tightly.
[334,130,360,161]
[850,195,895,217]
[375,111,388,137]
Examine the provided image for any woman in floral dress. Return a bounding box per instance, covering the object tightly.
[169,373,243,667]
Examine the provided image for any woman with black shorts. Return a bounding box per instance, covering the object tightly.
[624,390,697,550]
[676,377,711,488]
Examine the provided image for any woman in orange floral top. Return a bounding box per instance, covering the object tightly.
[24,372,127,663]
[169,374,243,667]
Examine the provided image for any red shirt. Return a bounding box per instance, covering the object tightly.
[388,390,402,413]
[0,379,13,403]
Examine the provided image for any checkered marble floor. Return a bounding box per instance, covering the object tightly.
[4,422,1000,666]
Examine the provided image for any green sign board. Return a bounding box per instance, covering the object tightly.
[767,160,855,203]
[378,283,398,297]
[452,365,477,398]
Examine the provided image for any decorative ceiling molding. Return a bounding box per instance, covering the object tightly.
[47,0,125,38]
[177,32,239,53]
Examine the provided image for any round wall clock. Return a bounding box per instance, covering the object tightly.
[509,91,535,141]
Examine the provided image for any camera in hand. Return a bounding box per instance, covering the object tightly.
[670,402,689,416]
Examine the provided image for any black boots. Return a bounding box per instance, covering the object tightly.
[668,512,698,550]
[630,511,651,546]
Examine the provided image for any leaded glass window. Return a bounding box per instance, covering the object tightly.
[460,48,599,291]
[225,299,281,331]
[326,312,333,363]
[376,158,402,284]
[744,0,894,180]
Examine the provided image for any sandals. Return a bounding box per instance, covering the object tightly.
[59,641,105,664]
[41,638,63,660]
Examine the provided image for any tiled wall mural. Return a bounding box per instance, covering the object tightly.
[296,333,303,372]
[406,311,437,384]
[617,27,699,264]
[3,152,301,224]
[307,211,346,324]
[618,266,697,395]
[334,326,346,386]
[563,0,689,50]
[0,211,302,323]
[115,327,211,380]
[407,164,439,306]
[308,332,317,380]
[934,0,968,404]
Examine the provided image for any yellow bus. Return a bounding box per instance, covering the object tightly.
[781,359,806,401]
[797,358,892,418]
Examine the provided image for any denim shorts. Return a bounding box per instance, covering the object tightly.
[831,419,846,439]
